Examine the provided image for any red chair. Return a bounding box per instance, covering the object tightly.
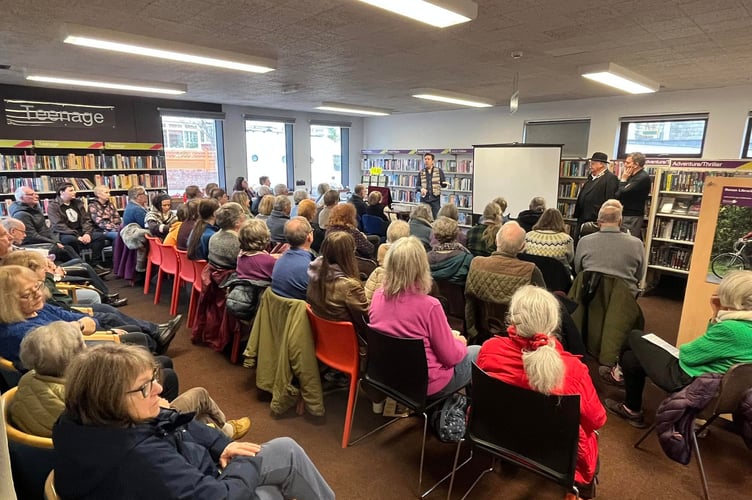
[143,235,162,295]
[305,305,360,448]
[154,242,180,312]
[189,259,208,328]
[175,249,196,317]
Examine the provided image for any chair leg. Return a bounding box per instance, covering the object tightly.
[634,423,656,449]
[691,427,711,500]
[187,288,198,328]
[143,262,153,294]
[170,276,181,316]
[154,269,164,305]
[460,460,495,500]
[340,374,359,449]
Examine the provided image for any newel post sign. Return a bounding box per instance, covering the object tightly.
[4,99,116,128]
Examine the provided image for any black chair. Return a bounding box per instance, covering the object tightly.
[355,256,379,281]
[518,253,573,293]
[447,363,581,500]
[349,325,470,497]
[434,280,467,335]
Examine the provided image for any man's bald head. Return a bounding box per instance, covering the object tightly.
[496,221,526,254]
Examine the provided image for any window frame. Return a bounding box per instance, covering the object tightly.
[741,116,752,159]
[244,117,295,188]
[308,122,350,189]
[616,114,708,159]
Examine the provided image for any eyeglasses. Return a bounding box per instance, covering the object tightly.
[18,281,44,301]
[12,227,26,234]
[126,367,160,399]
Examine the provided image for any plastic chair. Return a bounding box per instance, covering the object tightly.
[349,325,459,497]
[154,241,180,312]
[190,259,208,328]
[306,305,360,448]
[2,387,55,500]
[44,470,59,500]
[0,356,21,392]
[143,235,163,295]
[634,363,752,500]
[175,249,196,318]
[447,363,581,500]
[361,214,388,241]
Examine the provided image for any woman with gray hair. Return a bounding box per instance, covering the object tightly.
[89,184,122,242]
[477,285,606,498]
[427,216,473,286]
[408,203,434,251]
[208,202,248,270]
[236,219,276,281]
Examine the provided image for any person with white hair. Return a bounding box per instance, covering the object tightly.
[290,189,309,217]
[477,285,606,499]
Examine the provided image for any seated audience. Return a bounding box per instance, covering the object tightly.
[204,182,219,197]
[186,198,220,261]
[318,189,340,229]
[267,195,292,244]
[122,185,149,228]
[366,191,389,222]
[163,203,188,247]
[296,199,325,253]
[430,203,467,247]
[365,220,410,304]
[211,188,230,206]
[349,184,368,219]
[47,182,109,271]
[467,202,501,257]
[408,203,434,251]
[369,236,480,398]
[255,194,275,222]
[290,189,309,217]
[524,207,574,268]
[183,185,202,200]
[271,217,315,300]
[517,196,546,232]
[175,199,200,251]
[88,184,122,243]
[53,343,334,499]
[427,216,473,286]
[477,285,606,498]
[231,191,252,217]
[492,197,511,224]
[233,176,256,201]
[145,194,178,240]
[208,202,247,270]
[237,219,276,281]
[273,183,289,196]
[307,231,368,325]
[604,270,752,428]
[315,182,330,207]
[251,184,272,215]
[326,203,374,259]
[574,203,644,296]
[9,186,79,262]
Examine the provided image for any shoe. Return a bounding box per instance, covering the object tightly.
[156,314,183,353]
[104,296,128,307]
[598,365,624,387]
[227,417,252,440]
[604,398,647,428]
[94,265,112,277]
[323,370,350,388]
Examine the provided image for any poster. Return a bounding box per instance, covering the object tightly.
[706,186,752,283]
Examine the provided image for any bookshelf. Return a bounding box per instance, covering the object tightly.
[0,139,166,216]
[362,148,474,226]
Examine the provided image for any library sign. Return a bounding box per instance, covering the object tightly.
[4,99,115,128]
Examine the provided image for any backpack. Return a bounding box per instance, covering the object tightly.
[220,275,270,320]
[430,393,468,443]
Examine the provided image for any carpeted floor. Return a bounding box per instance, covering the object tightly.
[110,273,751,500]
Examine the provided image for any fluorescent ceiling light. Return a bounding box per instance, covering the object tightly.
[26,72,187,95]
[316,103,391,117]
[411,88,494,108]
[357,0,477,28]
[62,24,276,74]
[580,62,659,94]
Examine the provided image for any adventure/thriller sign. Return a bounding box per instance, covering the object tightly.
[4,99,116,128]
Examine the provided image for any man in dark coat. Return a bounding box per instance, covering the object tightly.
[573,152,619,242]
[616,151,652,239]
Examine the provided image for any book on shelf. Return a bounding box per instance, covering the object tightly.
[659,196,676,214]
[671,199,690,215]
[687,199,702,216]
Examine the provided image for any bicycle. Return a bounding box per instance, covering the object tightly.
[711,237,750,279]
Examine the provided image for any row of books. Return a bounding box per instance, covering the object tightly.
[558,181,583,198]
[0,194,154,217]
[436,159,473,173]
[440,193,472,208]
[658,195,701,215]
[559,160,588,177]
[0,153,162,171]
[361,175,388,187]
[94,173,166,190]
[0,176,95,192]
[661,171,739,193]
[445,176,472,191]
[557,201,576,219]
[392,189,420,203]
[388,174,418,188]
[653,219,697,241]
[364,158,422,171]
[650,245,692,271]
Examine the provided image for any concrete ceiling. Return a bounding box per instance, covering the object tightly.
[1,0,752,115]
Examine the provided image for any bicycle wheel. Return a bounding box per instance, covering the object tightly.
[711,253,746,279]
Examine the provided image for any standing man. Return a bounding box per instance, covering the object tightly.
[616,152,651,239]
[417,152,447,219]
[573,152,619,242]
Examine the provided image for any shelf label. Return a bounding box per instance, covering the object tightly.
[361,149,387,155]
[0,139,33,148]
[369,167,383,175]
[5,100,115,128]
[721,186,752,207]
[671,160,752,169]
[33,140,104,149]
[105,142,163,150]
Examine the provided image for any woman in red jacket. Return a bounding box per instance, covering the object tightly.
[477,285,606,499]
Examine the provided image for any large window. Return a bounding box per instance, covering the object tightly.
[617,115,708,158]
[310,124,349,189]
[742,116,752,158]
[524,119,590,158]
[161,115,224,197]
[245,119,293,189]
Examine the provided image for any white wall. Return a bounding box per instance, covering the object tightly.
[222,104,364,190]
[362,85,752,159]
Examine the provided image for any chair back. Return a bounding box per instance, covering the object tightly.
[362,214,388,238]
[44,470,59,500]
[363,325,429,410]
[518,253,572,293]
[0,356,21,391]
[356,256,378,281]
[157,241,179,275]
[193,260,208,292]
[145,235,162,266]
[306,305,360,376]
[468,363,580,487]
[702,362,752,418]
[435,280,466,320]
[176,249,195,284]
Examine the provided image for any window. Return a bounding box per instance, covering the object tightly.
[617,115,708,158]
[245,119,293,188]
[310,124,348,189]
[742,116,752,158]
[524,120,590,158]
[161,116,224,197]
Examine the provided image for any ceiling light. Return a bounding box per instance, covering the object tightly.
[62,24,276,74]
[316,103,391,117]
[580,62,659,94]
[411,88,494,108]
[357,0,478,28]
[26,72,187,95]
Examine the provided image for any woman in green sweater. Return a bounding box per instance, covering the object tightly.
[605,270,752,428]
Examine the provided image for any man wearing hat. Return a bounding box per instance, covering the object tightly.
[573,152,619,241]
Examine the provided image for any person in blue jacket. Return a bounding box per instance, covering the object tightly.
[122,185,150,228]
[53,343,335,500]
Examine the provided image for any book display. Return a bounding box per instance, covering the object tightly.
[0,139,166,216]
[362,148,473,226]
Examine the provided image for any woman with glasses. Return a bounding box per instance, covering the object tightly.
[53,343,334,500]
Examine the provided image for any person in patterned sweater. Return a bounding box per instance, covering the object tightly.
[523,208,574,268]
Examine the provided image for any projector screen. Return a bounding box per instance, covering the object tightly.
[472,144,562,218]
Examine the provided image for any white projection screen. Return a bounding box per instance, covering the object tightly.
[472,144,562,218]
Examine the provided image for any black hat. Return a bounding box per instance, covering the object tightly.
[588,152,609,164]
